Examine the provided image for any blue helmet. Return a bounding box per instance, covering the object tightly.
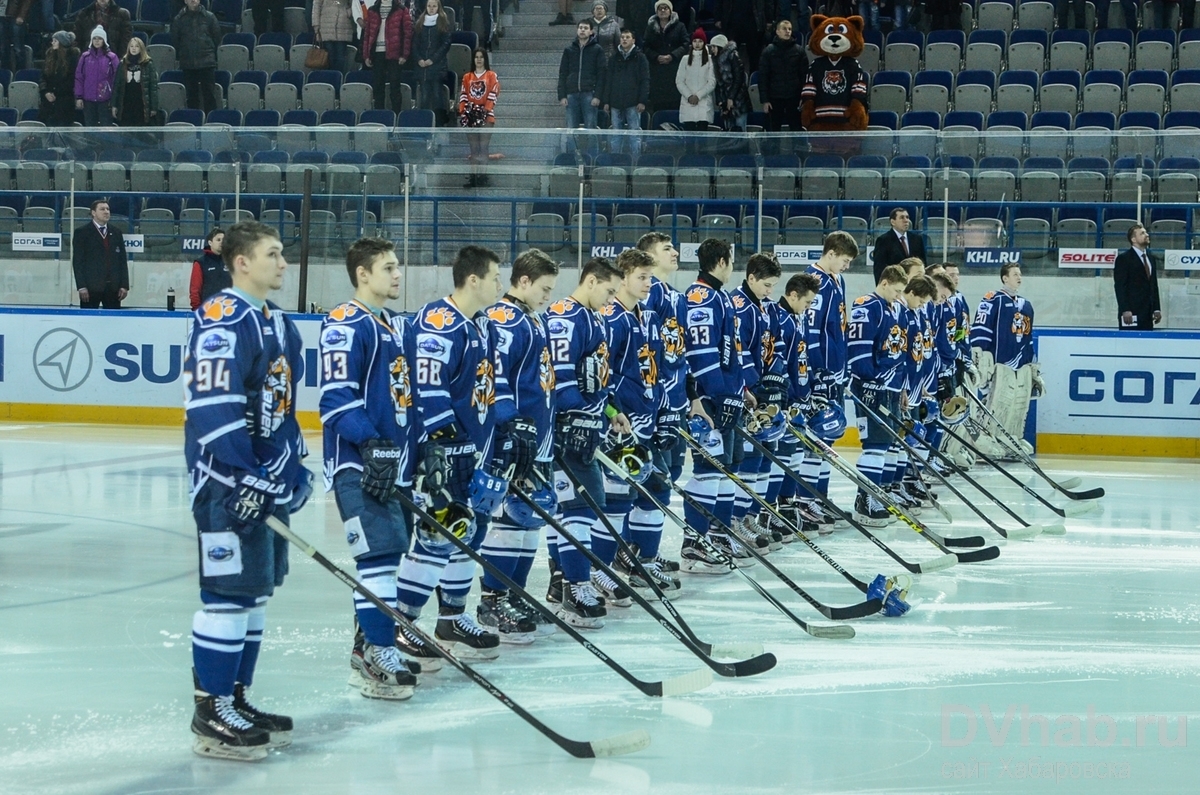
[751,407,787,443]
[602,434,654,484]
[807,402,847,442]
[501,484,557,528]
[688,415,713,438]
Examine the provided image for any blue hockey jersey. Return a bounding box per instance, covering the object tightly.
[906,301,937,403]
[805,266,848,377]
[413,297,498,455]
[847,293,908,390]
[601,298,663,439]
[774,297,811,404]
[185,290,306,501]
[684,275,745,400]
[645,276,689,412]
[318,301,419,490]
[948,291,972,361]
[545,296,612,417]
[970,290,1035,369]
[487,295,556,460]
[932,299,957,377]
[731,284,784,392]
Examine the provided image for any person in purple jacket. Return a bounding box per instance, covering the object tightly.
[75,25,119,126]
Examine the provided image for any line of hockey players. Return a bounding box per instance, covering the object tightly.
[182,221,1041,760]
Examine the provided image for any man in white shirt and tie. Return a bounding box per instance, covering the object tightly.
[72,199,130,309]
[872,208,927,282]
[1113,223,1162,331]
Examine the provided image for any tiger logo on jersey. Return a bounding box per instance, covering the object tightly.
[946,317,959,342]
[822,69,846,96]
[257,355,292,436]
[594,341,611,389]
[389,355,413,427]
[761,330,777,369]
[884,324,907,357]
[472,357,496,424]
[686,286,710,304]
[468,77,488,101]
[637,342,658,391]
[201,295,237,322]
[538,347,555,401]
[910,332,926,366]
[839,301,848,333]
[796,339,809,382]
[487,305,515,324]
[660,317,685,364]
[1012,312,1032,338]
[424,306,457,330]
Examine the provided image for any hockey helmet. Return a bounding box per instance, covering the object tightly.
[940,395,968,428]
[501,483,557,529]
[750,406,787,443]
[417,499,476,545]
[601,434,655,484]
[469,468,508,517]
[807,402,847,442]
[688,415,713,437]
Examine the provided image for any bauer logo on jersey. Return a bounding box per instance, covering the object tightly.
[687,307,713,327]
[196,328,237,360]
[472,358,496,424]
[423,306,457,330]
[201,295,237,322]
[660,317,685,363]
[416,334,451,363]
[686,286,710,303]
[823,69,846,95]
[320,325,354,352]
[389,355,413,426]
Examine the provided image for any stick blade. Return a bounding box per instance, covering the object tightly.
[586,729,653,758]
[940,534,986,548]
[953,545,1001,563]
[930,502,954,523]
[1041,523,1067,536]
[1065,487,1106,501]
[730,652,778,677]
[708,641,765,659]
[1003,525,1043,541]
[917,553,958,573]
[828,598,886,620]
[1064,500,1101,518]
[807,623,857,639]
[659,668,714,697]
[1056,476,1082,489]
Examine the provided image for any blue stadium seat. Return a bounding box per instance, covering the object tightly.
[1136,28,1175,46]
[359,109,395,126]
[208,109,243,125]
[149,31,173,45]
[1024,155,1064,171]
[292,150,328,165]
[1041,69,1081,91]
[892,155,931,168]
[762,153,800,169]
[1158,156,1200,171]
[944,110,984,129]
[0,107,16,126]
[1164,110,1200,128]
[1094,28,1134,47]
[902,110,941,128]
[450,30,478,50]
[215,70,231,95]
[211,0,243,26]
[14,68,40,83]
[225,32,257,50]
[847,154,888,168]
[307,69,343,94]
[868,110,898,129]
[968,29,1006,49]
[914,69,953,92]
[1010,28,1047,47]
[321,109,355,126]
[345,69,373,85]
[1172,69,1200,87]
[678,153,716,169]
[177,149,214,164]
[258,32,293,54]
[169,108,204,125]
[332,150,367,165]
[596,152,633,168]
[978,155,1021,170]
[217,149,251,163]
[139,0,173,26]
[935,155,975,169]
[1031,110,1072,129]
[1127,69,1168,91]
[999,70,1038,92]
[863,28,883,49]
[872,70,912,93]
[957,69,995,91]
[0,68,11,90]
[1051,28,1089,47]
[282,109,317,126]
[805,154,844,169]
[1119,111,1160,129]
[370,151,405,166]
[887,28,925,49]
[160,69,184,84]
[927,28,965,48]
[651,110,680,128]
[1085,69,1125,88]
[1181,28,1200,45]
[137,148,173,163]
[244,109,280,126]
[1113,156,1154,172]
[270,69,304,92]
[398,109,434,127]
[1075,111,1117,129]
[253,149,289,164]
[1068,156,1111,173]
[988,110,1028,129]
[233,69,268,94]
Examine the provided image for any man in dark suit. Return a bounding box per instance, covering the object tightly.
[872,208,927,282]
[1113,223,1162,330]
[72,199,129,309]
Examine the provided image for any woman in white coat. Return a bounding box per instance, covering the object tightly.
[675,27,716,131]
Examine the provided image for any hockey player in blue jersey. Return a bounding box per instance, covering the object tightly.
[936,262,981,469]
[477,249,560,642]
[846,265,913,527]
[892,273,939,513]
[545,257,630,628]
[318,238,422,701]
[970,263,1044,458]
[681,238,756,572]
[597,248,679,597]
[394,245,506,664]
[186,221,313,761]
[804,230,859,522]
[729,253,787,555]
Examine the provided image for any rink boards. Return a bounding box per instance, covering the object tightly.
[0,308,1195,458]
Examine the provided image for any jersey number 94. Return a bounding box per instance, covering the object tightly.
[193,359,231,392]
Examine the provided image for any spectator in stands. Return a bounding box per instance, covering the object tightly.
[675,28,714,132]
[602,27,649,154]
[73,199,130,309]
[75,26,118,126]
[252,0,286,34]
[858,0,880,30]
[549,0,575,26]
[1094,0,1138,29]
[715,0,770,72]
[925,0,961,29]
[459,47,498,187]
[113,37,159,125]
[643,0,686,116]
[362,0,412,112]
[872,207,925,281]
[710,33,749,131]
[412,0,451,125]
[0,0,30,71]
[557,19,606,129]
[1055,0,1086,29]
[73,0,130,65]
[590,0,622,56]
[758,18,806,132]
[173,0,220,114]
[313,0,355,73]
[461,0,494,49]
[189,227,229,310]
[1113,223,1162,330]
[39,30,79,126]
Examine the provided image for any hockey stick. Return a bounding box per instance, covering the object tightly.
[786,425,1002,563]
[512,478,777,678]
[964,389,1103,500]
[543,458,765,661]
[387,492,714,698]
[735,429,958,572]
[264,516,649,758]
[855,395,1047,540]
[594,450,858,638]
[940,423,1096,519]
[677,429,887,619]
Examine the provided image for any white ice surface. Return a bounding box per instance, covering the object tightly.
[1,425,1198,794]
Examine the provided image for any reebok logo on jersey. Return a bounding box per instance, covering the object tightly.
[423,307,457,330]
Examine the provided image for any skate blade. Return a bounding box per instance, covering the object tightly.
[532,623,557,637]
[854,514,889,529]
[266,731,292,749]
[359,681,416,701]
[659,667,714,697]
[709,641,766,658]
[192,735,269,762]
[679,561,732,575]
[553,608,605,630]
[496,631,537,646]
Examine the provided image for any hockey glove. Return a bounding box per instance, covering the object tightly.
[361,439,403,503]
[289,467,315,514]
[712,394,744,430]
[227,471,287,531]
[555,410,605,459]
[470,468,509,516]
[650,409,684,453]
[755,372,789,406]
[492,418,538,482]
[856,379,889,409]
[936,373,956,402]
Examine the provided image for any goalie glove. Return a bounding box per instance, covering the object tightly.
[226,471,287,531]
[1030,364,1046,399]
[361,439,403,503]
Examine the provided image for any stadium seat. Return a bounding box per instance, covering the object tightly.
[1126,70,1168,116]
[1039,69,1080,116]
[1093,29,1133,74]
[870,71,910,116]
[1082,70,1124,116]
[1135,29,1174,73]
[965,30,1004,74]
[245,108,280,126]
[884,29,923,75]
[1049,28,1089,74]
[976,0,1014,32]
[1017,0,1055,32]
[1008,29,1047,75]
[912,70,952,116]
[954,70,994,116]
[925,29,964,74]
[997,70,1037,116]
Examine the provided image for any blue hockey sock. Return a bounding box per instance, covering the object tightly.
[354,560,398,647]
[818,460,831,497]
[592,516,619,565]
[192,591,253,697]
[624,505,664,559]
[235,599,267,687]
[683,472,720,535]
[511,529,540,588]
[882,449,899,486]
[556,511,593,583]
[857,448,887,487]
[716,478,736,529]
[480,524,524,592]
